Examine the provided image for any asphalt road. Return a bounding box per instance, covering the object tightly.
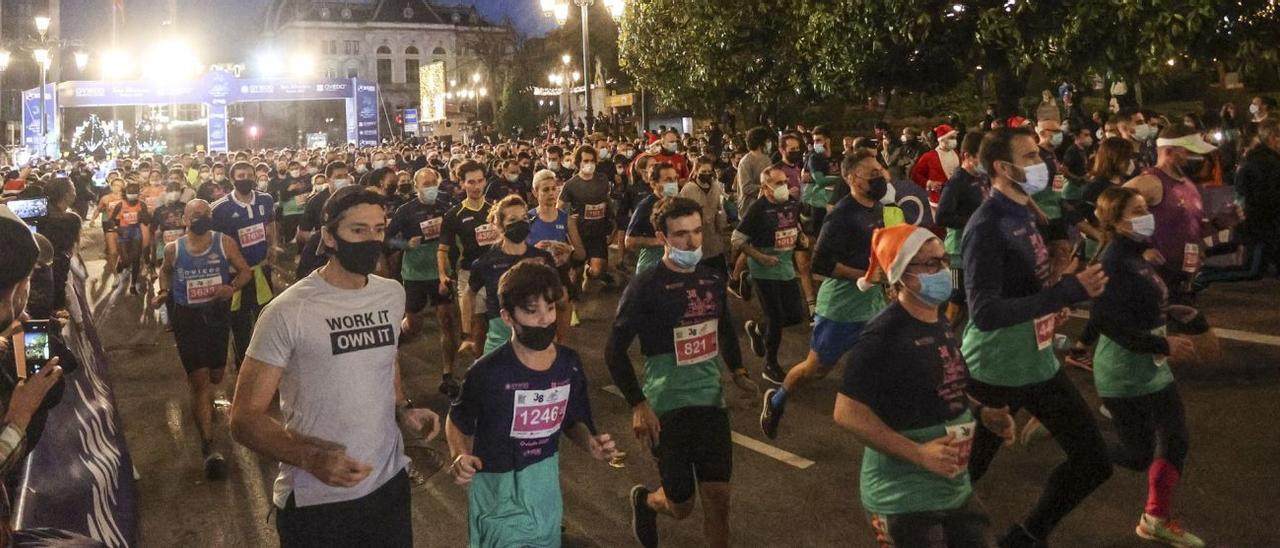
[86,226,1280,547]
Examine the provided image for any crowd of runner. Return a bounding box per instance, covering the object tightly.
[1,90,1277,547]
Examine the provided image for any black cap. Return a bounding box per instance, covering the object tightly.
[0,215,38,289]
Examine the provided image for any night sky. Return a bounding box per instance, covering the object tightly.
[60,0,552,64]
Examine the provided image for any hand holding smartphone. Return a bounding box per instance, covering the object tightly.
[12,319,51,380]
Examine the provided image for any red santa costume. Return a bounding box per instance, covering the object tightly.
[909,124,960,207]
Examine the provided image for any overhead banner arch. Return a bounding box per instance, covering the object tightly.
[25,69,380,154]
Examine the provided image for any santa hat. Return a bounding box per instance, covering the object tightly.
[933,124,958,140]
[1007,116,1029,128]
[857,225,939,291]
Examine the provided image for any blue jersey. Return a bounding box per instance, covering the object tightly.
[172,233,231,307]
[527,208,569,245]
[210,191,274,267]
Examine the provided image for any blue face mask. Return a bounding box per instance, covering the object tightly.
[668,245,703,269]
[910,268,952,306]
[419,187,439,203]
[1050,133,1064,147]
[662,181,679,197]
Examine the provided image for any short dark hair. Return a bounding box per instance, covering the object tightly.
[230,161,254,177]
[812,125,831,138]
[323,186,386,239]
[840,149,879,176]
[978,127,1036,177]
[572,145,596,165]
[498,260,564,313]
[648,161,676,184]
[650,196,703,233]
[545,145,563,156]
[457,160,485,181]
[960,131,984,157]
[324,160,348,177]
[46,176,75,205]
[746,127,771,151]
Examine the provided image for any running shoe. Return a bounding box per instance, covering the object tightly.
[760,389,784,439]
[1064,347,1094,372]
[744,320,765,358]
[203,452,227,480]
[726,279,744,300]
[1136,514,1205,548]
[571,309,581,327]
[738,274,753,301]
[630,485,658,548]
[761,362,786,386]
[1020,417,1050,446]
[439,375,461,400]
[1099,404,1112,420]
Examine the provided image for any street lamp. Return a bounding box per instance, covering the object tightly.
[34,16,50,37]
[74,51,88,71]
[541,0,626,133]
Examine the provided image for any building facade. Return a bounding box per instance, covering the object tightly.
[264,0,509,136]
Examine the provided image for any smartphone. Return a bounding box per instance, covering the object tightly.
[7,197,48,220]
[13,319,51,380]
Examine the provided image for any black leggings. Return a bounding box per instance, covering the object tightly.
[754,278,803,366]
[967,370,1112,541]
[276,469,412,548]
[1103,384,1189,472]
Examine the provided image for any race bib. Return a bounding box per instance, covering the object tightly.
[474,223,500,246]
[774,227,798,250]
[673,319,719,366]
[1034,314,1055,351]
[419,217,443,240]
[294,194,307,206]
[509,384,571,439]
[1052,174,1066,192]
[121,210,138,225]
[583,202,607,221]
[162,229,184,244]
[238,223,266,247]
[1182,243,1200,273]
[945,421,977,468]
[185,275,222,305]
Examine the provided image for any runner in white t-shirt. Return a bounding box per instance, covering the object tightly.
[231,187,440,547]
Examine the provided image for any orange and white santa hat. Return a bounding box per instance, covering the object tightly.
[857,225,940,291]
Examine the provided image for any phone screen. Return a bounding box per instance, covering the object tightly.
[20,320,51,378]
[8,197,48,220]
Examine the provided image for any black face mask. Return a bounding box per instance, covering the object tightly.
[504,220,531,243]
[397,183,413,195]
[697,172,714,185]
[513,321,557,351]
[233,178,254,194]
[786,151,804,165]
[867,177,889,201]
[333,235,381,275]
[189,216,211,235]
[1182,156,1206,176]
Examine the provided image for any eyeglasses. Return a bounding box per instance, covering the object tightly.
[906,256,950,274]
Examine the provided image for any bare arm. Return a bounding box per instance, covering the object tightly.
[223,236,254,291]
[229,358,319,468]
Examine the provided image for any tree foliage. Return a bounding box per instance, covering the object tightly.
[617,0,1280,116]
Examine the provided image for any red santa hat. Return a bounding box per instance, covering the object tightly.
[1007,116,1030,128]
[933,124,958,141]
[857,225,940,291]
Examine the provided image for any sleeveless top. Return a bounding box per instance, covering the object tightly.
[1145,167,1203,266]
[172,232,231,307]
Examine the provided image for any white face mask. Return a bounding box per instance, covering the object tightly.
[331,177,353,190]
[371,160,386,170]
[1250,104,1260,115]
[1128,213,1155,238]
[940,138,956,150]
[580,162,596,175]
[771,184,789,201]
[900,135,911,144]
[1007,161,1050,195]
[561,159,575,170]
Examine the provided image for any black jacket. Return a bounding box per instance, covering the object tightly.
[1234,144,1280,241]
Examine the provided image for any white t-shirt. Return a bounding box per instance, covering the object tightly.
[246,270,408,508]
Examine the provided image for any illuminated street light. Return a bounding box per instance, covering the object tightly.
[248,126,259,138]
[74,51,89,71]
[604,0,626,19]
[257,51,286,77]
[571,70,580,82]
[0,51,10,72]
[472,72,481,84]
[478,87,487,97]
[553,3,570,25]
[290,53,316,77]
[34,16,50,36]
[540,0,558,17]
[32,48,50,69]
[561,53,571,66]
[143,41,201,81]
[449,78,457,87]
[101,49,133,79]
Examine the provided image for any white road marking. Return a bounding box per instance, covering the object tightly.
[1067,310,1280,347]
[601,385,815,470]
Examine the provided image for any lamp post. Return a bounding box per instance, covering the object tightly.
[541,0,625,134]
